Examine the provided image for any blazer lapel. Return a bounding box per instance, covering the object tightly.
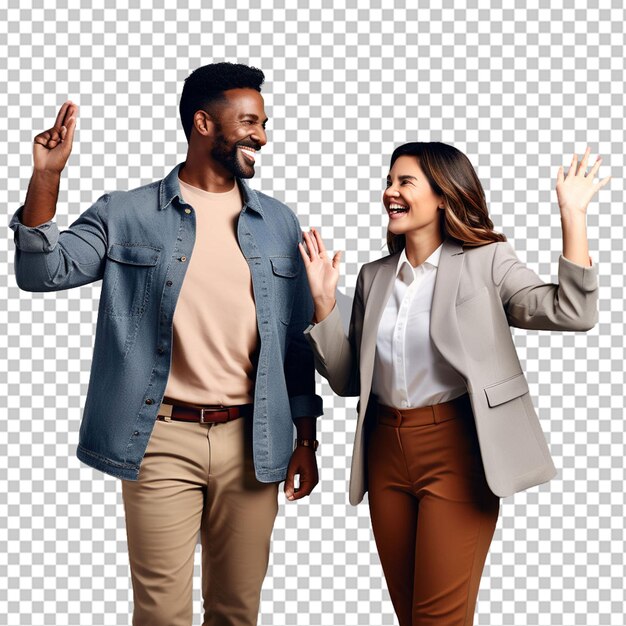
[359,252,399,396]
[430,237,468,382]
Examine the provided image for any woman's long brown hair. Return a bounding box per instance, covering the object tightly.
[386,142,507,254]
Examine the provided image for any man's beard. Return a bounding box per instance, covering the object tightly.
[211,131,255,179]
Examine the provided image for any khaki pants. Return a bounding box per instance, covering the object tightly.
[121,416,279,626]
[367,394,500,626]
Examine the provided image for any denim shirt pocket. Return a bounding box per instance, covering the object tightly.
[104,243,161,318]
[270,256,299,324]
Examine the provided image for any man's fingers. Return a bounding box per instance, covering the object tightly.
[284,472,295,500]
[289,477,309,500]
[53,101,72,130]
[332,250,342,270]
[64,116,76,146]
[53,100,78,130]
[34,128,61,149]
[46,128,62,148]
[34,131,51,147]
[293,476,317,499]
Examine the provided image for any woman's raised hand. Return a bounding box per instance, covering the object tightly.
[555,146,611,267]
[556,146,611,217]
[298,228,342,323]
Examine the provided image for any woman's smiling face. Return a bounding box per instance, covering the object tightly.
[383,155,444,237]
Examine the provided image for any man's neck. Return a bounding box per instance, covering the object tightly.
[178,161,236,193]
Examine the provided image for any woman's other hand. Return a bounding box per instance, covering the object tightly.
[298,228,342,323]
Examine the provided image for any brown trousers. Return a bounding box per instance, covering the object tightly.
[121,416,279,626]
[367,393,500,626]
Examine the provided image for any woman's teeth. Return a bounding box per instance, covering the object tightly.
[389,204,409,214]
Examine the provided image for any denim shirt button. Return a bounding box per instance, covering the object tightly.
[157,347,164,354]
[166,280,173,286]
[180,256,187,262]
[184,208,192,214]
[145,398,153,405]
[133,431,139,436]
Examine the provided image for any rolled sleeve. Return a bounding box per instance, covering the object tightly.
[558,253,598,292]
[9,205,60,253]
[9,192,110,292]
[494,241,599,332]
[289,394,324,420]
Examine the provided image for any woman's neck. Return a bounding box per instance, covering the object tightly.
[404,230,444,267]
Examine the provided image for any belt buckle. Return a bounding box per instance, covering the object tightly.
[200,406,227,424]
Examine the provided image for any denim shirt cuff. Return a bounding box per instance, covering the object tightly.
[290,394,323,420]
[9,205,60,253]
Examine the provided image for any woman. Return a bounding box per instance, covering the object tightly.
[298,142,608,626]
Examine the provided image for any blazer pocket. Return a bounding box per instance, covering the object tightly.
[483,372,529,407]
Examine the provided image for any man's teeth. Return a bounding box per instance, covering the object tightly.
[239,146,256,162]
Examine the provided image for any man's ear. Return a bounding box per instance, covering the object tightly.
[193,109,214,137]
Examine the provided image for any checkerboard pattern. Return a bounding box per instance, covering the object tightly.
[2,0,624,624]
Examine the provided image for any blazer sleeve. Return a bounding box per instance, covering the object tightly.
[492,240,599,331]
[303,265,365,397]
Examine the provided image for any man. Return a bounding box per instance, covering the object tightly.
[9,62,323,626]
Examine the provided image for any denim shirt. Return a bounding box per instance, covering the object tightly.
[9,161,323,482]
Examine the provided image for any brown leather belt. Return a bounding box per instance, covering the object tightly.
[377,393,471,427]
[157,401,253,424]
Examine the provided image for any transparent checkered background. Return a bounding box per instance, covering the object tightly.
[2,0,625,624]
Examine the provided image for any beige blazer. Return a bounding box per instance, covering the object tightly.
[304,237,599,505]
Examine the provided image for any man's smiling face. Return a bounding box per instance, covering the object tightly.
[206,88,268,179]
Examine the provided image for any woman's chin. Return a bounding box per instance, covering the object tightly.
[387,222,408,235]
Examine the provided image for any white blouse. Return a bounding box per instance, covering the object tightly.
[372,243,467,409]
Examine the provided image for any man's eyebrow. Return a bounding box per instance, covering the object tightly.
[240,114,269,124]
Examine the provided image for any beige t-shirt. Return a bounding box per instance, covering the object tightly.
[162,177,259,406]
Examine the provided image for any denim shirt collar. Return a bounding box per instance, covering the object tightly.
[158,160,265,217]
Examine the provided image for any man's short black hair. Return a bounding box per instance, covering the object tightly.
[179,62,265,142]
